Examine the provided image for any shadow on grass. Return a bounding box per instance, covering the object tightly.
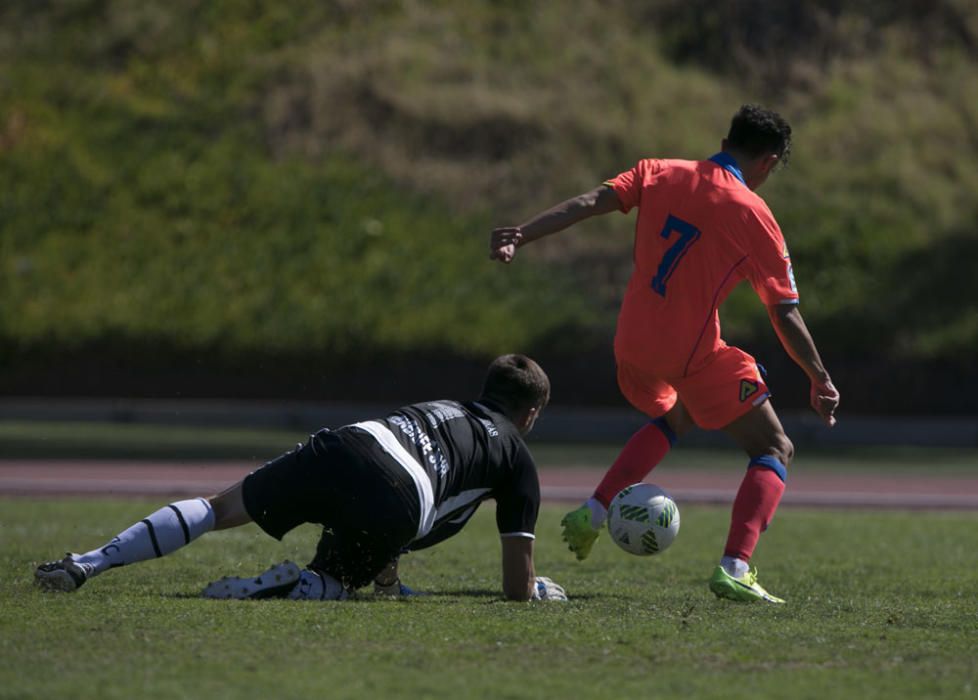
[168,588,612,602]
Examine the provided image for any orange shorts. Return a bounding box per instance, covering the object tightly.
[617,346,770,430]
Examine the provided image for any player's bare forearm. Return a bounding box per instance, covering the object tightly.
[501,536,535,601]
[490,185,620,263]
[768,303,840,426]
[768,304,828,382]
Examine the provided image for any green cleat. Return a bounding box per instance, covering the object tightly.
[560,505,601,561]
[709,565,785,604]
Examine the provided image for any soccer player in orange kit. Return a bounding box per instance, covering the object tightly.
[489,104,840,603]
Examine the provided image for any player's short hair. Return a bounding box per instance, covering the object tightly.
[726,104,792,166]
[480,354,550,413]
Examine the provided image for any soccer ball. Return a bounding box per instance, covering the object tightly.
[607,483,680,556]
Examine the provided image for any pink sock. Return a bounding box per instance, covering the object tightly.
[593,419,676,507]
[724,457,787,562]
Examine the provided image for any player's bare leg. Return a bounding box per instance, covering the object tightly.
[710,399,793,603]
[35,480,251,592]
[209,480,253,530]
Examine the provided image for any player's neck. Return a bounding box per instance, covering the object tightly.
[721,148,775,191]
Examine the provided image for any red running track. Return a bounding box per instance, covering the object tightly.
[2,460,977,510]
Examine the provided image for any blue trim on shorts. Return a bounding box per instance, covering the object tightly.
[748,455,787,482]
[651,417,678,447]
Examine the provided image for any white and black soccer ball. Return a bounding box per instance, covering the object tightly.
[607,483,680,556]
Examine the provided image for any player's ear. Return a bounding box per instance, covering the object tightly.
[762,152,779,174]
[518,404,541,435]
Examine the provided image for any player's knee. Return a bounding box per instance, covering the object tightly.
[208,485,250,530]
[664,403,694,437]
[207,494,231,528]
[670,414,695,438]
[770,434,794,468]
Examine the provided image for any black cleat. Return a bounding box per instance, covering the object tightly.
[35,554,92,592]
[201,561,302,600]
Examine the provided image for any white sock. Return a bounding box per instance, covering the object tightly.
[74,498,215,575]
[287,570,348,601]
[585,497,608,528]
[720,555,750,578]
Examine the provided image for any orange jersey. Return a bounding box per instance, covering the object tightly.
[606,154,799,378]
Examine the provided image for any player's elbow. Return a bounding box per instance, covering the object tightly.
[769,302,800,326]
[574,191,599,209]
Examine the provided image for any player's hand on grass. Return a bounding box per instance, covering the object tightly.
[531,576,568,601]
[490,226,522,263]
[810,378,839,427]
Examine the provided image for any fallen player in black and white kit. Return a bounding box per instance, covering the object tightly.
[34,354,567,602]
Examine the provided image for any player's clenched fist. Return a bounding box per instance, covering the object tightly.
[810,378,840,427]
[490,226,523,263]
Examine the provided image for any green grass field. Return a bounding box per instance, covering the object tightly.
[3,498,976,699]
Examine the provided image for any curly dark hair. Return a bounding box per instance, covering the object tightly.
[726,104,792,166]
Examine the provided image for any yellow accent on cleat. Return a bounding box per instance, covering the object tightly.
[709,565,785,604]
[560,505,601,561]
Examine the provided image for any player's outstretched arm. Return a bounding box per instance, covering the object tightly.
[767,304,840,427]
[489,185,621,263]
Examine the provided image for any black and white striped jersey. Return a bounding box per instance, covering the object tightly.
[334,399,539,549]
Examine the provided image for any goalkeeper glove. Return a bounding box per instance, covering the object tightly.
[531,576,568,601]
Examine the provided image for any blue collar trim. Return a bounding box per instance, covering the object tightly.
[709,152,746,186]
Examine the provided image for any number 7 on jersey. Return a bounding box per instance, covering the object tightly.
[651,214,701,297]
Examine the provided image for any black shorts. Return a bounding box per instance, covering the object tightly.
[242,429,420,589]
